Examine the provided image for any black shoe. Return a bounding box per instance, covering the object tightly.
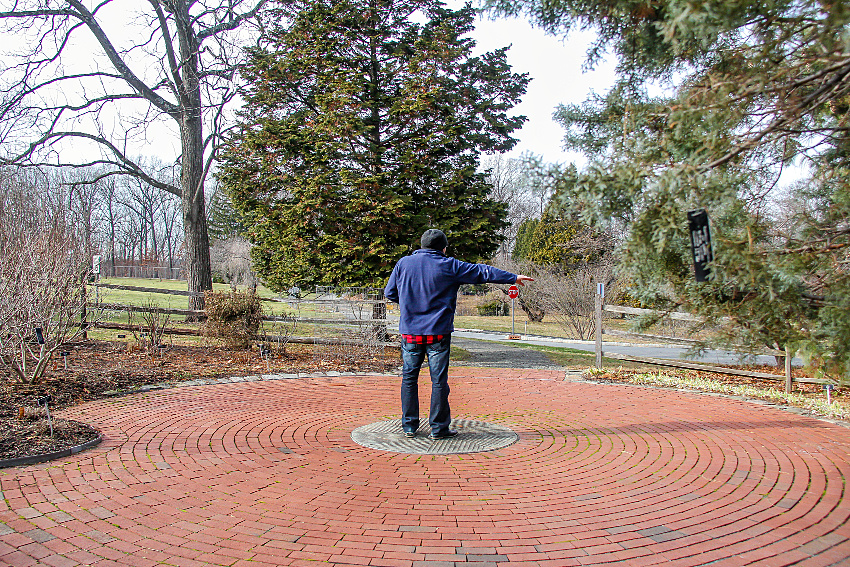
[403,430,416,438]
[429,429,459,440]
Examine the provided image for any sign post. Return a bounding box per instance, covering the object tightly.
[507,285,520,340]
[595,282,604,369]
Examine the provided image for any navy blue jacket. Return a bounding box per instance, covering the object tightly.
[384,248,517,335]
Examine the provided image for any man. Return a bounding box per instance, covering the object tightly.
[384,229,534,440]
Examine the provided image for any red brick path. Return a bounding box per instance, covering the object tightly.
[2,369,849,566]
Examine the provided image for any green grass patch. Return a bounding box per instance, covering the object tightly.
[515,343,654,370]
[450,346,472,362]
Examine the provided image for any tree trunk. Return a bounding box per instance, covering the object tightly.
[176,1,212,312]
[519,297,545,322]
[181,115,212,312]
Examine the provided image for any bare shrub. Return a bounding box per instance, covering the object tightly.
[494,253,616,340]
[202,290,262,348]
[210,237,257,289]
[539,263,614,340]
[0,178,95,383]
[257,313,298,358]
[125,301,172,356]
[312,326,386,371]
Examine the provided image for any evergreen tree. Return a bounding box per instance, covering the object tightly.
[512,213,611,270]
[488,0,850,379]
[511,218,537,262]
[218,0,528,289]
[207,190,250,242]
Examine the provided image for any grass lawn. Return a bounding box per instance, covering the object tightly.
[92,276,279,310]
[90,277,373,334]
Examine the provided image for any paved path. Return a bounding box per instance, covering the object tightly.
[2,370,849,566]
[453,330,798,367]
[451,338,562,369]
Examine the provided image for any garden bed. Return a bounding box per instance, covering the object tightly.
[1,339,399,462]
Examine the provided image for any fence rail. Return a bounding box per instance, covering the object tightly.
[595,299,820,390]
[603,304,705,323]
[109,265,184,279]
[94,283,203,297]
[95,304,389,326]
[97,302,204,317]
[88,282,390,346]
[90,321,399,348]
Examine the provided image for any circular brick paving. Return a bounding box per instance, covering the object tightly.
[351,418,519,455]
[1,369,849,566]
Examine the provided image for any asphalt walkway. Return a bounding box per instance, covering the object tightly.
[2,368,849,566]
[452,330,800,367]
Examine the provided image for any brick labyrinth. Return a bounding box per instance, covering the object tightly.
[1,369,849,566]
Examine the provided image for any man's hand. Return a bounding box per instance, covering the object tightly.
[515,275,534,286]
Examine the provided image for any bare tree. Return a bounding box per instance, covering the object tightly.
[122,174,163,262]
[210,236,256,289]
[101,175,120,275]
[482,155,538,259]
[64,168,107,261]
[0,0,268,308]
[159,190,181,274]
[0,171,96,384]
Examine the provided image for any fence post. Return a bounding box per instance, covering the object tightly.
[79,275,88,340]
[785,345,793,394]
[371,288,387,341]
[595,283,604,370]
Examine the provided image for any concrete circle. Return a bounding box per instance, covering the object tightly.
[350,418,518,454]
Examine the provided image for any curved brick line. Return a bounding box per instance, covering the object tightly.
[620,451,828,562]
[476,440,684,520]
[3,374,844,564]
[630,444,797,554]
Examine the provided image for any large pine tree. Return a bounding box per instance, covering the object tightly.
[488,0,850,379]
[218,0,528,289]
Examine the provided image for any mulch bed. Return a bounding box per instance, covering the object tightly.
[1,339,399,462]
[590,367,848,417]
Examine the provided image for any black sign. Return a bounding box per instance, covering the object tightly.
[688,209,713,282]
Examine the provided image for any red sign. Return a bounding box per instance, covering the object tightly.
[508,285,519,299]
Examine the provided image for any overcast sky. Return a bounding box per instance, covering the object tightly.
[29,3,618,172]
[460,11,618,167]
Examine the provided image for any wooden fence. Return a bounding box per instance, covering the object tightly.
[88,283,394,347]
[109,265,184,280]
[593,292,826,390]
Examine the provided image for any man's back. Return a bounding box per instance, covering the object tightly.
[384,248,516,335]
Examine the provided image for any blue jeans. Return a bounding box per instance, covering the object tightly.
[400,336,452,435]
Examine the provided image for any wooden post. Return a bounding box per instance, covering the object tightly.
[785,345,792,394]
[371,288,387,341]
[81,279,88,340]
[595,283,604,370]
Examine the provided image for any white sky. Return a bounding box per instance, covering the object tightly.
[462,12,617,167]
[19,3,618,172]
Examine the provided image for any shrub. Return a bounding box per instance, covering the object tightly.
[202,290,262,348]
[0,184,94,384]
[477,298,509,316]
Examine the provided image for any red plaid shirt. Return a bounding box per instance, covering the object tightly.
[401,334,445,344]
